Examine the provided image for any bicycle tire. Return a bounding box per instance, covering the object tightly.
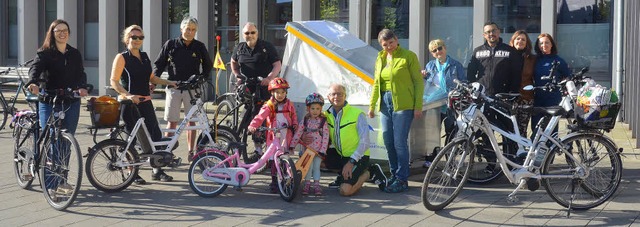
[40,131,82,211]
[541,133,622,210]
[14,147,35,189]
[85,139,139,193]
[422,136,474,211]
[188,152,229,197]
[277,155,299,202]
[215,99,238,130]
[0,97,8,130]
[196,125,239,151]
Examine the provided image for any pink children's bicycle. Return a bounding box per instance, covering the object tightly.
[188,126,300,202]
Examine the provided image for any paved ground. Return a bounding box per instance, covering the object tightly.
[1,100,639,226]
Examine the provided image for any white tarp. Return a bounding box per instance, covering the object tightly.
[281,21,445,162]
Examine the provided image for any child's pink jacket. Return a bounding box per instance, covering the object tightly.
[248,98,298,147]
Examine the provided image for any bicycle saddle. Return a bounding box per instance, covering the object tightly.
[495,93,520,102]
[529,106,566,117]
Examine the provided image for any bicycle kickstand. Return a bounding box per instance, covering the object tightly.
[567,179,578,218]
[507,179,526,203]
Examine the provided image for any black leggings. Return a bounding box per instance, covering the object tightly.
[122,101,162,142]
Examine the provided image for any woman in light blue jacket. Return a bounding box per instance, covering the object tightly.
[421,39,466,167]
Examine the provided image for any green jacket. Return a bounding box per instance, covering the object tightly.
[369,46,424,112]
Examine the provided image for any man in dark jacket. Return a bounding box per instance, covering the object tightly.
[154,16,212,162]
[467,22,523,96]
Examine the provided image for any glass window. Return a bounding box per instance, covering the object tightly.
[168,0,189,39]
[556,0,612,86]
[214,0,239,63]
[314,0,349,28]
[124,0,142,27]
[491,0,541,45]
[370,0,410,50]
[41,0,57,45]
[84,0,99,60]
[263,0,292,57]
[8,0,18,59]
[429,0,473,66]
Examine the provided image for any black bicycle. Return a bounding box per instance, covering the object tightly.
[208,73,267,164]
[0,60,37,130]
[12,87,90,210]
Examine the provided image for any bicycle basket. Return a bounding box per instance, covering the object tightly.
[87,96,121,128]
[573,102,621,130]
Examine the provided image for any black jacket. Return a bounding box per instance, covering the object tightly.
[153,38,212,81]
[27,44,87,91]
[467,38,523,95]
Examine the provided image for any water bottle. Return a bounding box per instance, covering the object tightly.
[566,80,578,97]
[532,143,549,168]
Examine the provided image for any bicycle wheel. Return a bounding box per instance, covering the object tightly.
[40,131,82,211]
[214,99,238,130]
[14,147,36,189]
[85,139,139,193]
[422,137,474,211]
[188,152,229,197]
[276,155,299,202]
[466,133,507,184]
[196,125,239,150]
[541,133,622,210]
[0,98,8,130]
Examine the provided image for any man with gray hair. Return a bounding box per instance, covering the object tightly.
[154,16,212,168]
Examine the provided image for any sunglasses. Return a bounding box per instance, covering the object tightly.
[244,31,257,35]
[431,46,443,53]
[130,35,145,41]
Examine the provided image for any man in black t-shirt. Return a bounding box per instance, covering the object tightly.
[230,22,282,102]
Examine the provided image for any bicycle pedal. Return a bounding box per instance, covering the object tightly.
[168,157,182,168]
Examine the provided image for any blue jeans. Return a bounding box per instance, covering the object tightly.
[39,100,81,135]
[39,100,80,190]
[380,91,414,182]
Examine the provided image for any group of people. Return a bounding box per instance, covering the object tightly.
[25,17,572,197]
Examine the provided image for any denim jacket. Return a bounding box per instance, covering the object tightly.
[424,56,466,92]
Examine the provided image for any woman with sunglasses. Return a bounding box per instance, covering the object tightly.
[110,25,176,184]
[420,39,466,168]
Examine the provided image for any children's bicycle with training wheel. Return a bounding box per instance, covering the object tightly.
[188,125,300,202]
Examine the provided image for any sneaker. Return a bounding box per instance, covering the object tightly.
[187,150,195,162]
[56,183,74,195]
[423,161,432,168]
[328,176,343,189]
[151,170,173,182]
[384,179,409,193]
[302,182,311,195]
[369,164,388,188]
[133,174,146,185]
[313,182,323,196]
[269,181,278,194]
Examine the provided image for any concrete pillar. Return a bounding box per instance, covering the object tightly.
[293,0,312,21]
[18,0,39,64]
[99,0,119,96]
[190,0,209,49]
[540,0,556,36]
[0,0,7,65]
[57,0,78,47]
[239,0,260,41]
[143,0,163,60]
[409,0,427,65]
[348,0,367,42]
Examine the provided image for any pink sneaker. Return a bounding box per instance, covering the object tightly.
[313,182,322,196]
[302,182,311,195]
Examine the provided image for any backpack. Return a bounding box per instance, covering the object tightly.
[302,114,327,138]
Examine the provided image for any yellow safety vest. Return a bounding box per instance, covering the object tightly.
[326,104,370,157]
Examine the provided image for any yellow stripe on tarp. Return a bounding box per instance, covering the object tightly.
[285,25,374,85]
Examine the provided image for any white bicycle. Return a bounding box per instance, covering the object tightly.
[84,75,237,192]
[422,78,622,214]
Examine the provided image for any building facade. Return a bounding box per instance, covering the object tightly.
[0,0,638,146]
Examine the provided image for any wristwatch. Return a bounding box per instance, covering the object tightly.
[348,158,357,165]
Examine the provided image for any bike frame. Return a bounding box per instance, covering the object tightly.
[202,127,288,184]
[458,95,590,189]
[115,94,215,168]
